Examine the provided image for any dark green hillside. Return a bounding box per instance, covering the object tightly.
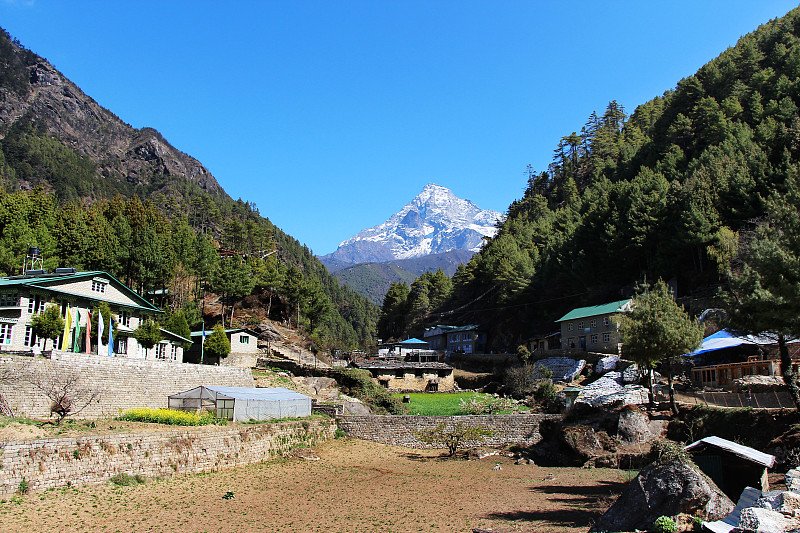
[0,27,378,350]
[412,7,800,349]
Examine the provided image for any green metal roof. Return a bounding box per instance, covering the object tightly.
[556,300,631,322]
[0,270,161,313]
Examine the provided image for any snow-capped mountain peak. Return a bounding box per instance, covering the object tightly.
[321,183,502,265]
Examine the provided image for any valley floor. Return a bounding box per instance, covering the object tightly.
[0,438,627,533]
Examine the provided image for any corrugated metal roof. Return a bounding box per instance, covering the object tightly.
[354,361,452,371]
[685,436,775,468]
[556,300,631,322]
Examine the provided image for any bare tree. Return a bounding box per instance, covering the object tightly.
[22,366,101,425]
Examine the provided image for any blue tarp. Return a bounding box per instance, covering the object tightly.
[686,330,776,357]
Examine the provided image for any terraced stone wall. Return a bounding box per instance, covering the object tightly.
[0,419,336,496]
[0,352,254,419]
[336,414,560,448]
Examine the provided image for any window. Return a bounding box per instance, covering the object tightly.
[116,337,127,354]
[0,293,19,307]
[240,335,249,344]
[170,344,178,361]
[603,316,610,327]
[28,295,42,314]
[603,333,611,343]
[590,319,597,328]
[450,334,460,342]
[0,323,12,345]
[156,343,167,359]
[119,310,131,328]
[577,321,584,330]
[567,322,573,331]
[590,334,598,344]
[24,326,38,348]
[216,398,235,421]
[464,344,473,354]
[91,280,107,293]
[462,332,472,341]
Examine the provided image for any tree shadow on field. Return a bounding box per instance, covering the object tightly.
[486,508,601,529]
[484,479,625,529]
[401,451,455,462]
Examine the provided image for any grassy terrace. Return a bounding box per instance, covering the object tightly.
[392,392,529,416]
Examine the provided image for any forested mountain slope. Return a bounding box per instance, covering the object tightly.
[0,27,378,350]
[389,7,800,350]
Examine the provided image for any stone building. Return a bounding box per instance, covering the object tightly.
[555,300,632,354]
[353,361,455,392]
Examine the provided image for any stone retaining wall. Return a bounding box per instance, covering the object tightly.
[0,353,255,419]
[336,414,559,448]
[0,418,336,496]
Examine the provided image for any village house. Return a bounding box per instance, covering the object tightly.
[353,360,455,392]
[555,300,632,354]
[377,338,438,361]
[0,268,189,361]
[186,327,259,364]
[688,330,800,388]
[423,324,486,354]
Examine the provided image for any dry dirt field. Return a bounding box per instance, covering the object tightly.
[0,438,628,533]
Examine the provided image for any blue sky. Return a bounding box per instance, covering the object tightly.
[1,1,798,255]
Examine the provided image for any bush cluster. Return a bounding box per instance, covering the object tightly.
[327,368,407,414]
[458,395,519,415]
[117,408,220,426]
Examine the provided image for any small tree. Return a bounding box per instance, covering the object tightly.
[164,310,191,348]
[30,304,64,351]
[23,366,101,425]
[203,324,231,361]
[133,318,162,359]
[415,422,493,457]
[616,280,703,414]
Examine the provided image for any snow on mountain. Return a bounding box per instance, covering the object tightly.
[322,183,502,265]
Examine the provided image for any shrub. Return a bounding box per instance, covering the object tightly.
[691,516,703,532]
[415,422,493,457]
[650,440,691,465]
[328,368,407,414]
[117,408,220,426]
[653,515,676,533]
[110,473,145,487]
[458,395,519,414]
[17,478,29,495]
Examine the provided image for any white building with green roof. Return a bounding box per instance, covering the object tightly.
[555,299,632,354]
[0,269,188,361]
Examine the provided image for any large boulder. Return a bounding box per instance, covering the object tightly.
[534,357,586,382]
[576,372,649,408]
[736,506,800,532]
[590,459,734,533]
[595,356,620,375]
[617,408,655,444]
[754,490,800,514]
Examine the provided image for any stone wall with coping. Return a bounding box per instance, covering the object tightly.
[0,418,336,496]
[336,414,560,448]
[0,352,255,419]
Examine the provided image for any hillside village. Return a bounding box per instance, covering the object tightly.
[2,4,800,533]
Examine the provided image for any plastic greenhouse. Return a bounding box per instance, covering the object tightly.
[168,386,311,422]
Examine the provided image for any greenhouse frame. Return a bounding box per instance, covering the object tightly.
[168,386,312,422]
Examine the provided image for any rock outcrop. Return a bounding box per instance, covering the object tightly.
[590,459,734,532]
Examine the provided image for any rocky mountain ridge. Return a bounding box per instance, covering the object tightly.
[321,183,501,266]
[0,29,223,198]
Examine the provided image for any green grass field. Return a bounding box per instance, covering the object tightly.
[392,392,528,415]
